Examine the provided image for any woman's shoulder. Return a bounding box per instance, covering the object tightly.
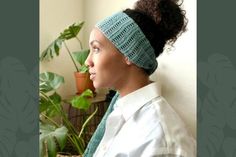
[150,96,196,155]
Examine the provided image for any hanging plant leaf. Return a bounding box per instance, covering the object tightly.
[70,89,93,110]
[46,92,62,117]
[40,38,64,61]
[81,89,93,97]
[40,72,64,93]
[40,124,68,157]
[40,92,62,117]
[39,94,51,113]
[60,21,85,40]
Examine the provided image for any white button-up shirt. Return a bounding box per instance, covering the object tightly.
[93,82,196,157]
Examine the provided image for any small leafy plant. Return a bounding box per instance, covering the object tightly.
[40,22,90,73]
[39,72,97,157]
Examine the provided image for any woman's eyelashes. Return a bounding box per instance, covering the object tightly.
[92,46,100,53]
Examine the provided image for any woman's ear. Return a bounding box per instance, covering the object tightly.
[125,57,132,65]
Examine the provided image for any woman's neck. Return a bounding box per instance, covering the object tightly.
[116,70,151,97]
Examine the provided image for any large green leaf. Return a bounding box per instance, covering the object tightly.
[40,21,85,62]
[40,92,62,117]
[73,49,90,72]
[81,89,93,97]
[72,49,90,66]
[46,92,62,117]
[40,22,84,61]
[59,22,85,40]
[39,94,51,113]
[70,89,93,110]
[40,72,64,93]
[40,38,64,61]
[40,124,68,157]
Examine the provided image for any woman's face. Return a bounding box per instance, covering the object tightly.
[85,28,129,89]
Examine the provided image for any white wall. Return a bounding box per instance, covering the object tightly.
[151,1,197,138]
[40,0,196,138]
[40,0,84,98]
[83,0,197,138]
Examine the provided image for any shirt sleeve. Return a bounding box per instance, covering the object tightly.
[122,138,194,157]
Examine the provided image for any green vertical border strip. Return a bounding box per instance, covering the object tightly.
[0,0,39,157]
[198,0,236,157]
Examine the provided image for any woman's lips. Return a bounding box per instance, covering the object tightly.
[89,73,96,80]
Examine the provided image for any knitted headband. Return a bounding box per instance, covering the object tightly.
[95,11,158,75]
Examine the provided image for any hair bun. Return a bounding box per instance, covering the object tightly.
[134,0,187,43]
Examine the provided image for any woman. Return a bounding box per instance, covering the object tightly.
[84,0,196,156]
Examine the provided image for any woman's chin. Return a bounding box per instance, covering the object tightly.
[92,81,100,89]
[92,81,107,89]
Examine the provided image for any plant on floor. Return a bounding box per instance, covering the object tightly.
[39,72,97,157]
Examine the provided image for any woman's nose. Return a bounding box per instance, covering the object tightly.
[85,51,94,67]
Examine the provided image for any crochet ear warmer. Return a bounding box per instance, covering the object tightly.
[95,11,157,75]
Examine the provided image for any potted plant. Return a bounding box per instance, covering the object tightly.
[40,21,95,95]
[73,50,95,95]
[40,71,97,157]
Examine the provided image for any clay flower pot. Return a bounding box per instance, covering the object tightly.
[74,72,95,95]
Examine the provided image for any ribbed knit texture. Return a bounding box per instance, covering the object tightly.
[83,92,119,157]
[96,12,157,75]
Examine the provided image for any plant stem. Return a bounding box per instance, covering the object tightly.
[75,36,83,50]
[41,113,60,127]
[40,92,85,154]
[40,92,78,135]
[79,107,98,138]
[67,134,84,155]
[63,41,79,72]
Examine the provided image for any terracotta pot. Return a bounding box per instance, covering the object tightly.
[74,72,95,95]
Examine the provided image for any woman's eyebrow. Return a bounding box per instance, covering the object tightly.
[89,40,102,46]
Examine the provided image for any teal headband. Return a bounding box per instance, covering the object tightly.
[95,12,157,75]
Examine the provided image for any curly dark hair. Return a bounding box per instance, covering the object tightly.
[124,0,187,57]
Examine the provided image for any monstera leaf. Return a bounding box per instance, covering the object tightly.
[40,72,64,117]
[40,38,64,61]
[40,92,62,117]
[40,124,68,157]
[70,89,93,110]
[40,22,85,61]
[40,72,64,93]
[59,22,84,40]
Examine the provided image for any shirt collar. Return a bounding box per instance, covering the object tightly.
[115,82,161,121]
